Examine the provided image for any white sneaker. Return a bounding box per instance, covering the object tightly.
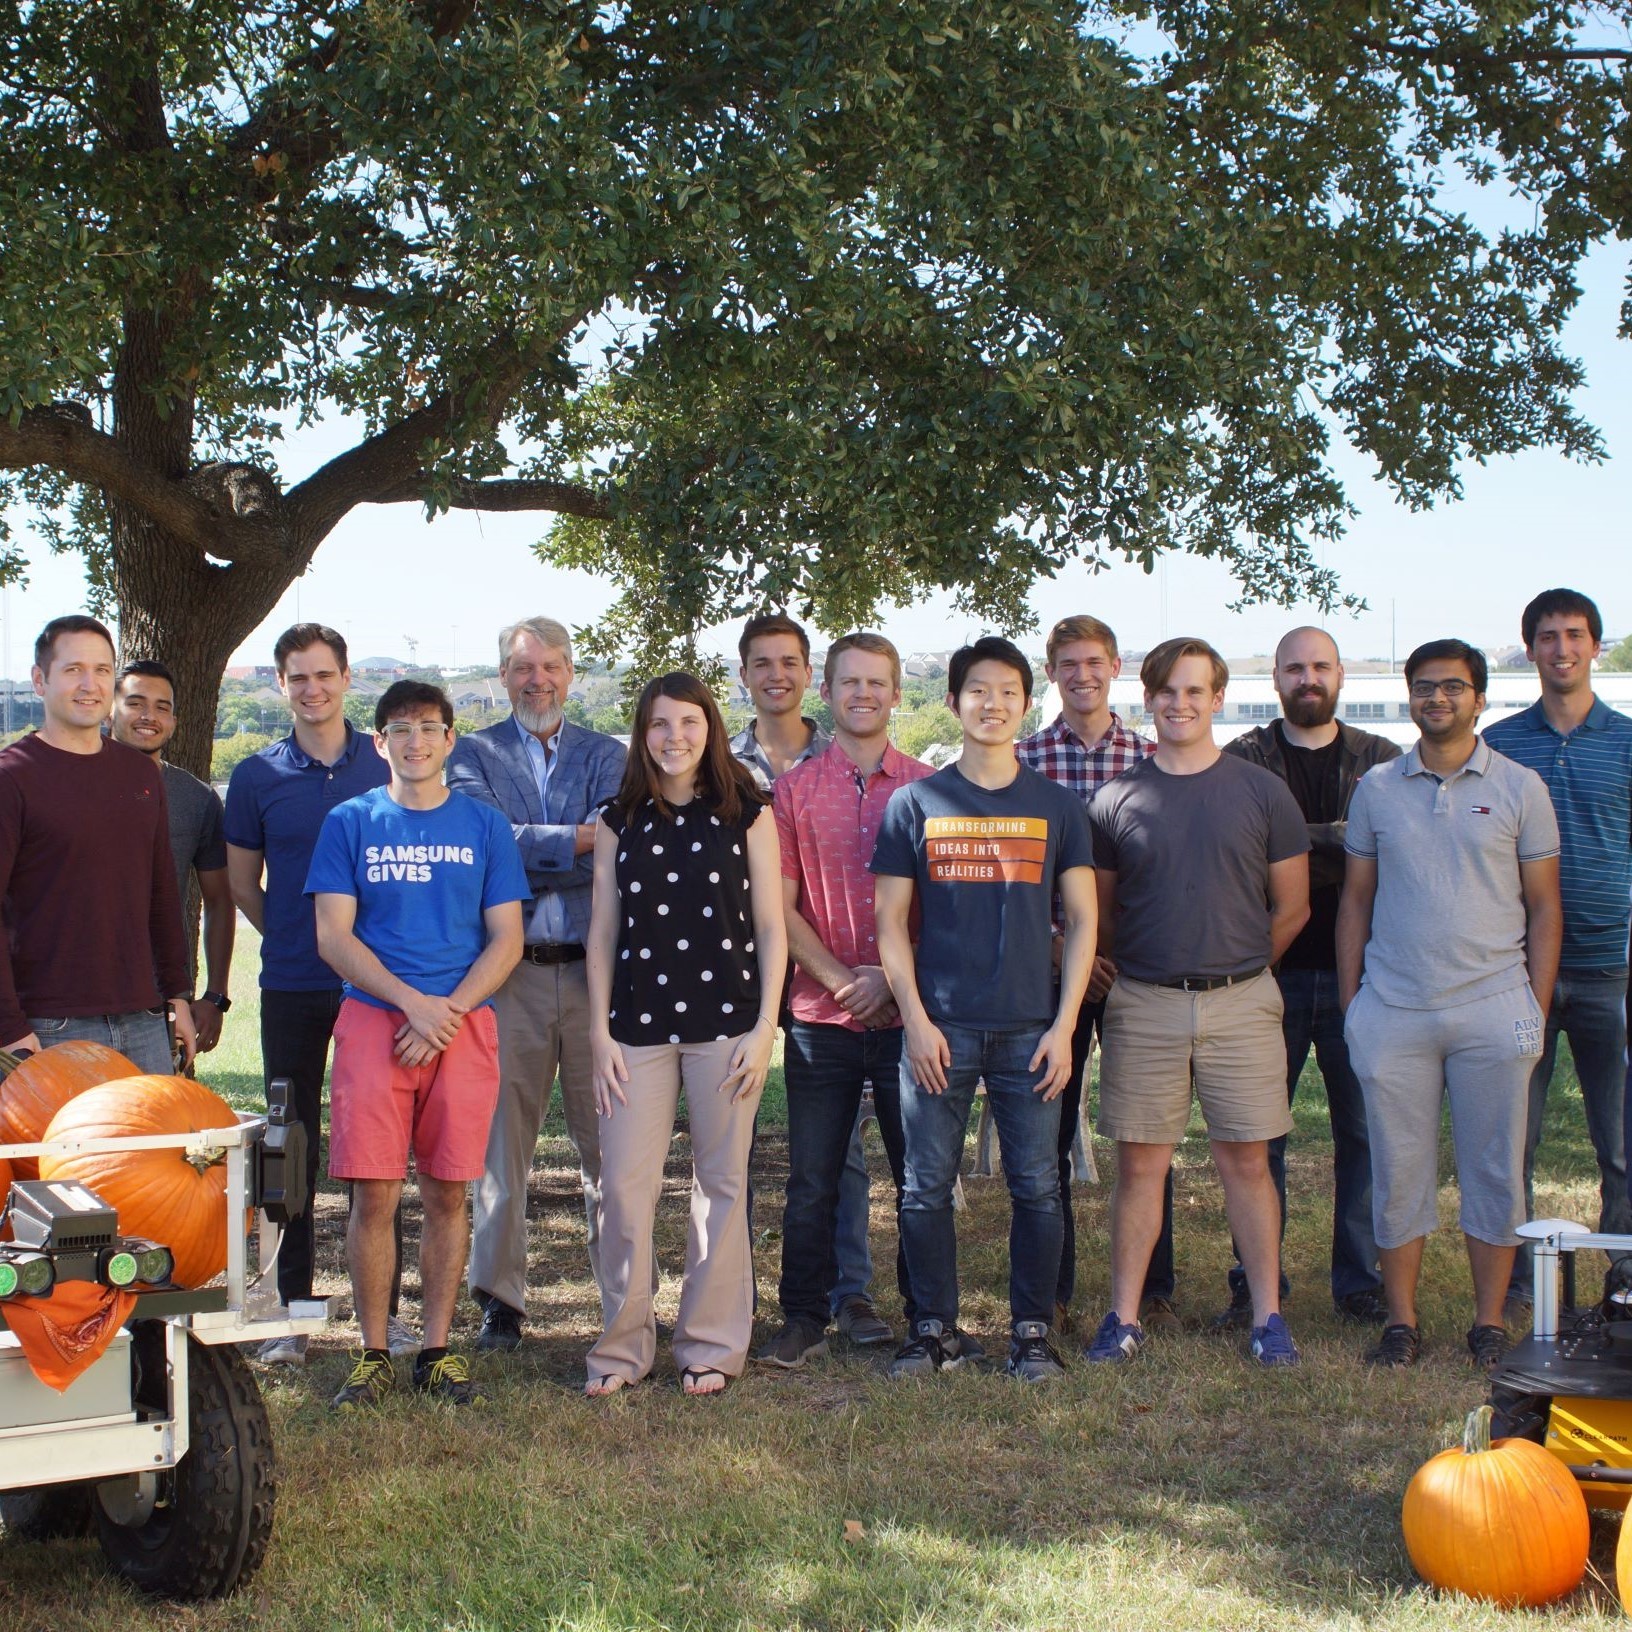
[386,1315,420,1357]
[256,1334,309,1366]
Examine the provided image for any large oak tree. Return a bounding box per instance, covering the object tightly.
[3,1,1630,772]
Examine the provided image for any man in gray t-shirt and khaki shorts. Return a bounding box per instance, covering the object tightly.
[1086,638,1311,1369]
[1337,639,1561,1373]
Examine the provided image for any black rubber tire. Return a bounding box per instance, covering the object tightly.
[0,1483,95,1541]
[94,1331,277,1599]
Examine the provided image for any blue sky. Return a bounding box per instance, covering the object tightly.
[4,244,1628,678]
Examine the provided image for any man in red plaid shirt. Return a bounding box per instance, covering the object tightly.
[1017,616,1164,1335]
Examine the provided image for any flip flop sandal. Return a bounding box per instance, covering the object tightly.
[585,1374,638,1398]
[680,1366,731,1397]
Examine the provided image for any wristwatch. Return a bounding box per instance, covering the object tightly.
[201,990,233,1013]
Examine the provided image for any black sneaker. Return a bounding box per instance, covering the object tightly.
[756,1317,829,1369]
[331,1350,396,1411]
[414,1351,486,1406]
[1365,1322,1422,1368]
[834,1295,894,1347]
[887,1319,976,1379]
[474,1300,523,1353]
[1467,1323,1507,1371]
[1208,1281,1253,1333]
[1006,1320,1066,1383]
[1334,1289,1388,1324]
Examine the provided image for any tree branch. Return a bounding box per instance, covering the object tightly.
[0,405,292,565]
[286,320,587,541]
[1351,31,1632,66]
[372,476,612,519]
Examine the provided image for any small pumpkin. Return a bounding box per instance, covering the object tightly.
[39,1075,239,1288]
[1403,1404,1589,1607]
[0,1042,141,1180]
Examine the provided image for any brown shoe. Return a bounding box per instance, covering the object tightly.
[1139,1295,1181,1335]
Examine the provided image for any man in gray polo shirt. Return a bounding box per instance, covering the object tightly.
[1337,639,1561,1373]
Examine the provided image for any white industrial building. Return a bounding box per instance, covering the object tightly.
[1042,668,1632,750]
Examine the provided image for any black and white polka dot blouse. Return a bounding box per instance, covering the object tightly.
[604,798,765,1047]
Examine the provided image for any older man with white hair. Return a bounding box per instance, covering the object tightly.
[448,617,627,1350]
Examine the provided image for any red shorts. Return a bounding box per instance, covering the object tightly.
[328,998,500,1182]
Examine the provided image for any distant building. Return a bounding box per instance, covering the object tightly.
[1039,667,1632,751]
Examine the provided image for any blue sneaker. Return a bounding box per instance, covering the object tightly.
[1083,1309,1145,1363]
[1249,1312,1300,1367]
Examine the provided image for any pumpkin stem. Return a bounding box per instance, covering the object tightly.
[184,1145,228,1175]
[1462,1404,1495,1455]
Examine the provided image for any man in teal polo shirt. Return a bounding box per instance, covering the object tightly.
[1485,589,1632,1316]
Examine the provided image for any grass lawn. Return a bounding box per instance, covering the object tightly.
[2,926,1627,1629]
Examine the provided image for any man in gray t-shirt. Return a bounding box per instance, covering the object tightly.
[1336,639,1561,1373]
[112,661,235,1054]
[1085,638,1310,1371]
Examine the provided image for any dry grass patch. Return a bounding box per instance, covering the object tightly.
[2,935,1626,1628]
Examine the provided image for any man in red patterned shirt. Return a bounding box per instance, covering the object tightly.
[1017,616,1162,1334]
[757,633,935,1367]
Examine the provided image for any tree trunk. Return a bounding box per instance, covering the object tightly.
[109,499,304,783]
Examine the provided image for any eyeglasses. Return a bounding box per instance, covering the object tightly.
[1408,679,1474,699]
[380,721,448,741]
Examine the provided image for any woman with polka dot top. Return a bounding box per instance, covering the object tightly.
[583,672,786,1396]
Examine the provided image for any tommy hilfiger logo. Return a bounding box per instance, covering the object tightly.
[1469,805,1492,815]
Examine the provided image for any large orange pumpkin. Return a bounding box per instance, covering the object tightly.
[0,1042,141,1180]
[38,1075,240,1288]
[1618,1501,1632,1614]
[1403,1404,1589,1607]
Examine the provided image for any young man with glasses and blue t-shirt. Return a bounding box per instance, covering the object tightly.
[1338,639,1562,1371]
[1483,589,1632,1323]
[309,682,529,1411]
[872,636,1097,1383]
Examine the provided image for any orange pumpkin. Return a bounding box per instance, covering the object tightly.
[0,1042,141,1180]
[1618,1502,1632,1614]
[38,1075,240,1287]
[0,1154,12,1241]
[1403,1404,1589,1607]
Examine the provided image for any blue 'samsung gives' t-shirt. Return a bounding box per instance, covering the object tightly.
[868,761,1094,1029]
[303,787,530,1010]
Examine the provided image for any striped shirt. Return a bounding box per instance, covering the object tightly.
[1485,697,1632,970]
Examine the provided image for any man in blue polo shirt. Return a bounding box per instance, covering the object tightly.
[225,623,392,1364]
[1486,589,1632,1317]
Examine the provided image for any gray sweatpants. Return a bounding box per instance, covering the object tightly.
[1344,982,1544,1249]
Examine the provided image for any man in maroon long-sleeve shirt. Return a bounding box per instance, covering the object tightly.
[0,615,195,1073]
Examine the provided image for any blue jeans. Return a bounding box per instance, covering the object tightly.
[28,1008,174,1076]
[830,1118,875,1311]
[899,1023,1062,1330]
[261,987,401,1312]
[1225,965,1380,1302]
[780,1023,910,1327]
[1513,967,1631,1296]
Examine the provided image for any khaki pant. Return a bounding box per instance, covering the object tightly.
[587,1035,758,1384]
[469,958,605,1314]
